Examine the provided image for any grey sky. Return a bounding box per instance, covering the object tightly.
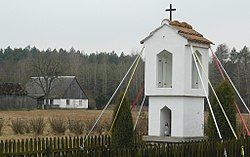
[0,0,249,54]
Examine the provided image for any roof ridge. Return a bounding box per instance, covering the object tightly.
[169,20,193,29]
[31,76,76,79]
[141,19,213,45]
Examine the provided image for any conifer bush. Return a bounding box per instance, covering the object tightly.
[207,80,236,139]
[111,92,134,148]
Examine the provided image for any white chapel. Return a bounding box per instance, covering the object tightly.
[141,18,213,137]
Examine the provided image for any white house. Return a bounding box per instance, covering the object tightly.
[25,76,88,109]
[141,19,213,137]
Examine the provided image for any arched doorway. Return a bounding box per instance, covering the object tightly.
[160,106,172,136]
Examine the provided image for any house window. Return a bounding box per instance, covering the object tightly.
[192,51,202,89]
[66,99,70,105]
[79,100,83,106]
[50,99,53,105]
[157,50,173,88]
[37,98,44,105]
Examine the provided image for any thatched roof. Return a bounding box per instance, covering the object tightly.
[25,76,87,99]
[0,83,27,95]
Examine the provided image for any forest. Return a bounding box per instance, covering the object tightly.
[0,44,249,110]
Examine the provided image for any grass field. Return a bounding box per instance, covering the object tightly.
[0,109,249,140]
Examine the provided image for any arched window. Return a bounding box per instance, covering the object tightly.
[157,50,173,88]
[192,51,202,89]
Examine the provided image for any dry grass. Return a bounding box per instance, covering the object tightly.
[0,109,139,140]
[49,117,67,134]
[10,118,27,134]
[0,118,3,135]
[30,117,45,135]
[1,109,248,140]
[68,118,85,135]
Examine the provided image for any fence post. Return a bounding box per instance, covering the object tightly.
[0,140,3,156]
[45,146,52,157]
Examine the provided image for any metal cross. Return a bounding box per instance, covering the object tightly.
[165,4,176,21]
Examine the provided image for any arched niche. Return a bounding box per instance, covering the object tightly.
[160,106,171,136]
[192,50,202,89]
[157,50,173,88]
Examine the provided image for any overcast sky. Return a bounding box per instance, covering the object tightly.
[0,0,249,54]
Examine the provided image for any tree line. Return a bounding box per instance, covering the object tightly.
[0,44,249,109]
[0,46,144,108]
[210,44,250,112]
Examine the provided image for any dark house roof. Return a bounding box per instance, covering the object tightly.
[141,19,213,45]
[25,76,88,99]
[0,83,27,95]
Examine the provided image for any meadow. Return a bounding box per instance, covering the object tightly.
[0,109,249,140]
[0,109,148,140]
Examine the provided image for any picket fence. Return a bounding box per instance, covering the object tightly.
[0,135,111,156]
[0,135,249,157]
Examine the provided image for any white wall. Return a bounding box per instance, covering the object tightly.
[149,97,184,137]
[143,23,209,138]
[184,44,209,96]
[144,25,187,97]
[148,96,204,137]
[144,24,209,97]
[53,99,88,109]
[183,97,204,136]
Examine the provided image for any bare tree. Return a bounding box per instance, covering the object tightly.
[30,51,62,109]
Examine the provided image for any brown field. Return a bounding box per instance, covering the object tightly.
[0,109,249,140]
[0,109,147,140]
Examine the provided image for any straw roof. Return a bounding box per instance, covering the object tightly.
[25,76,88,99]
[0,83,27,95]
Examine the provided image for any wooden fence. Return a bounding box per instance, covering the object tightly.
[0,95,36,109]
[0,135,111,156]
[0,135,249,157]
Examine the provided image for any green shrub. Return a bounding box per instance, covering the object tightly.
[111,92,134,148]
[207,80,236,139]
